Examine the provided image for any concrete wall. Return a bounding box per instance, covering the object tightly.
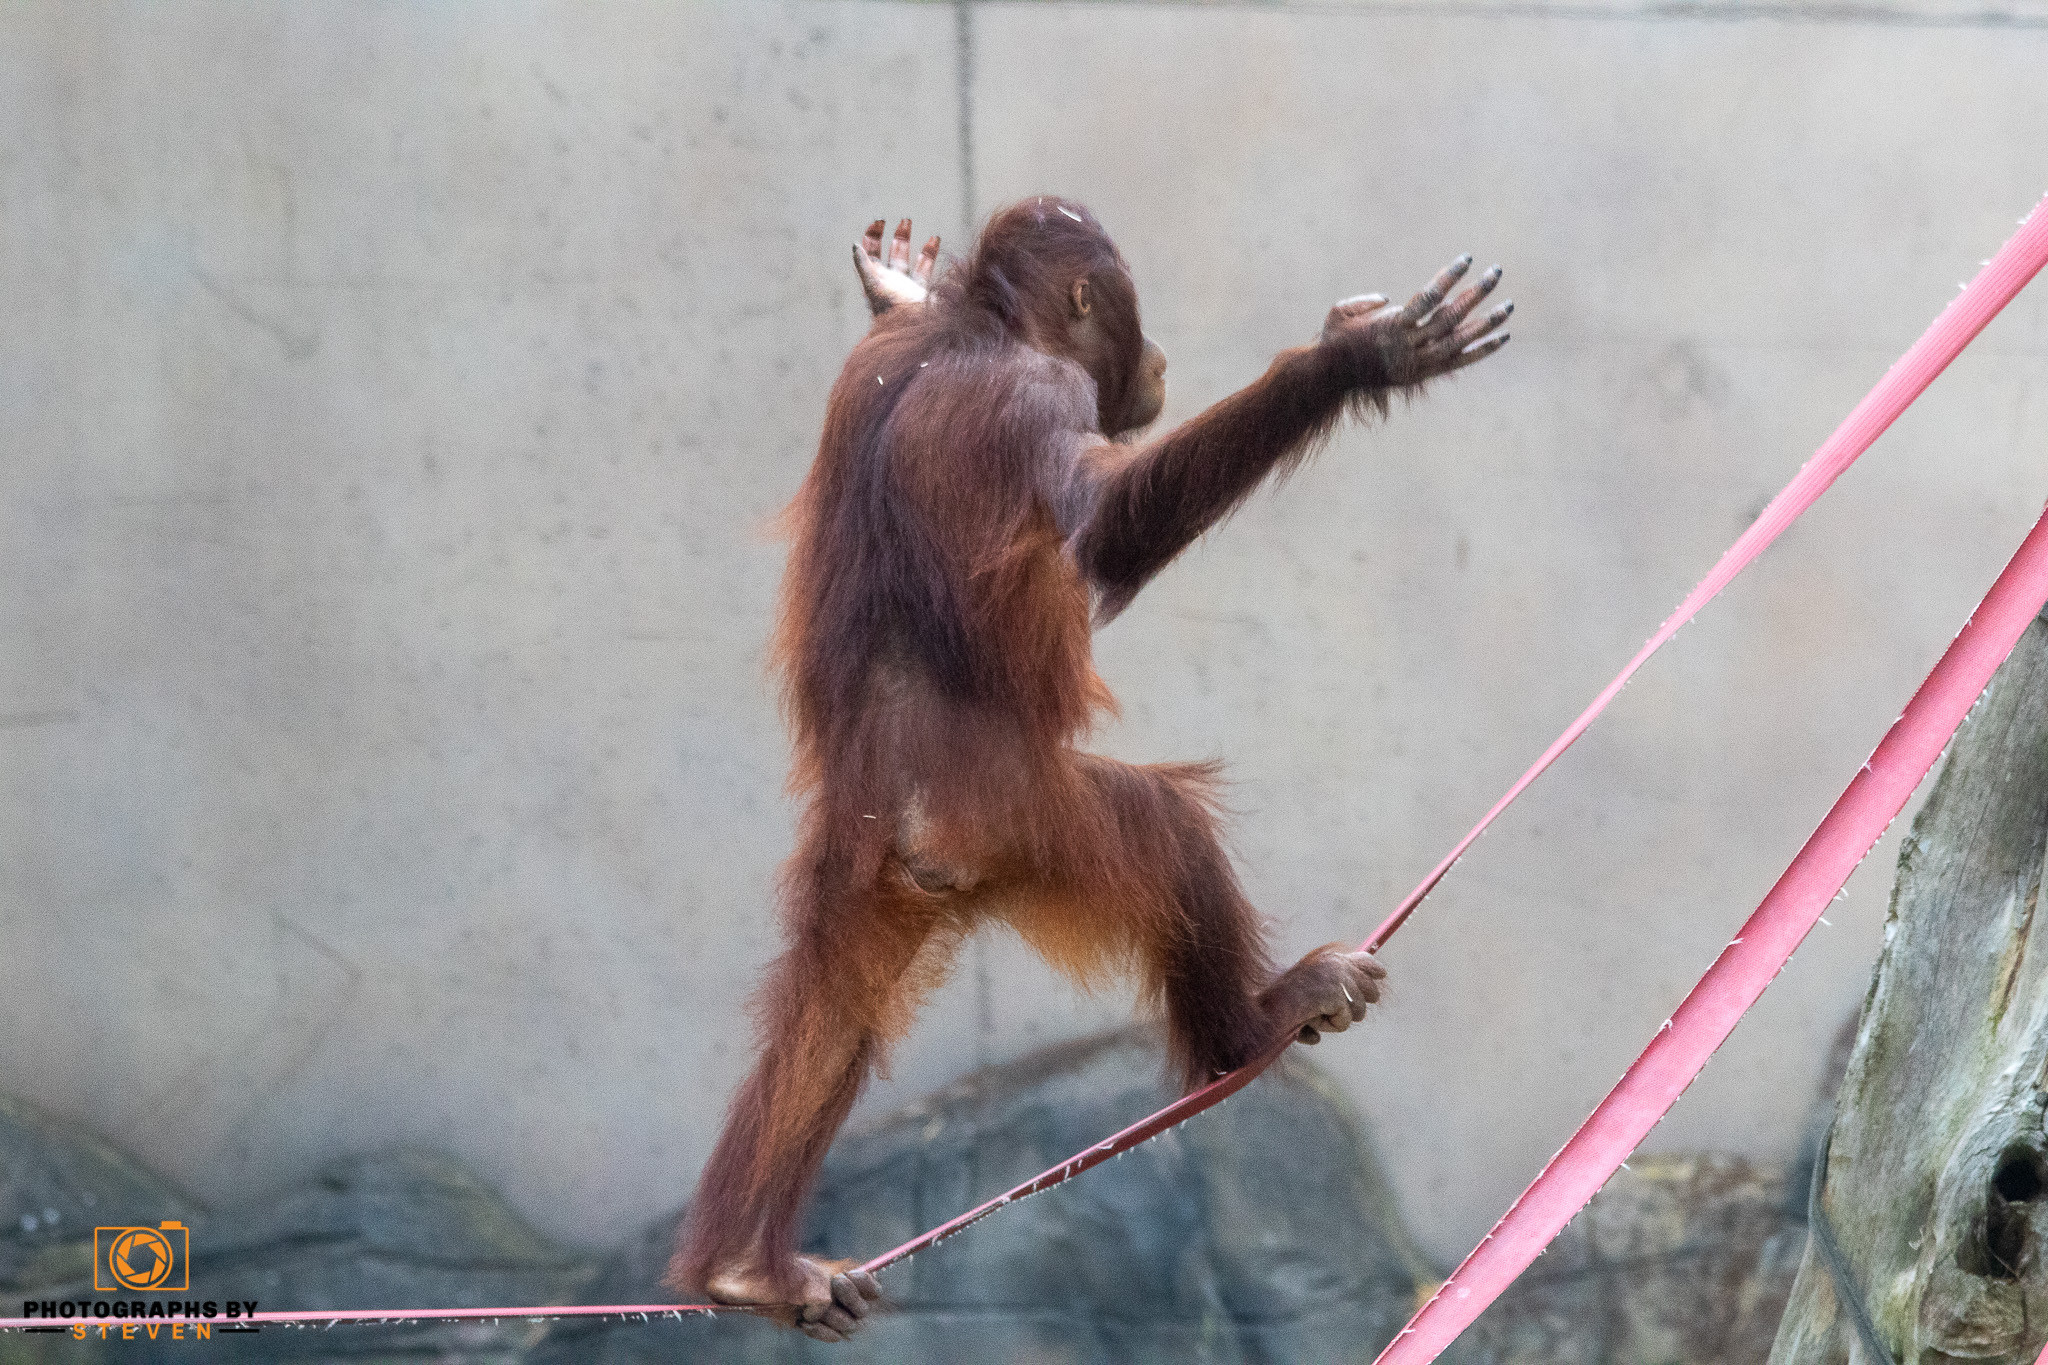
[3,0,2045,1270]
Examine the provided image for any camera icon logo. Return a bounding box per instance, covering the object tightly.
[94,1221,189,1292]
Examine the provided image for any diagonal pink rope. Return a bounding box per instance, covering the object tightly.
[3,196,2043,1339]
[1375,496,2048,1364]
[1364,194,2048,951]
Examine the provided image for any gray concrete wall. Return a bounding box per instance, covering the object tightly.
[3,0,2045,1271]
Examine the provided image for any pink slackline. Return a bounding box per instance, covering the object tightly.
[1376,498,2048,1363]
[1363,193,2048,1363]
[3,193,2044,1337]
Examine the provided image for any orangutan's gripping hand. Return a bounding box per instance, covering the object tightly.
[853,218,941,317]
[1319,254,1511,390]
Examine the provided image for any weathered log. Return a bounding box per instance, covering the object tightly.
[1771,610,2048,1365]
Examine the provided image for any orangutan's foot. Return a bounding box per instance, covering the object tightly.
[706,1256,884,1343]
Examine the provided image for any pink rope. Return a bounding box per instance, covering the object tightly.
[1377,500,2048,1360]
[3,195,2043,1339]
[1364,193,2048,951]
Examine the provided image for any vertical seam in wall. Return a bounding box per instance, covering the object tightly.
[955,0,977,235]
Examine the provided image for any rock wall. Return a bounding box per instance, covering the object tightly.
[6,1027,1834,1362]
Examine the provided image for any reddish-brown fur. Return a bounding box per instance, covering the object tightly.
[669,197,1442,1307]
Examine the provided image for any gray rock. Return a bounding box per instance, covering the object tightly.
[0,1027,1833,1365]
[539,1027,1436,1364]
[1451,1154,1805,1365]
[0,1095,200,1297]
[0,1103,597,1365]
[1427,1014,1852,1365]
[0,1096,201,1365]
[164,1150,598,1362]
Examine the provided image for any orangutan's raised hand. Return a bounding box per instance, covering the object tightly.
[853,218,941,317]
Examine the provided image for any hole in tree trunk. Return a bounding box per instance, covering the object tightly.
[1968,1146,2047,1281]
[1994,1149,2043,1203]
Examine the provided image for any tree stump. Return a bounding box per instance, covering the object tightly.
[1771,611,2048,1365]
